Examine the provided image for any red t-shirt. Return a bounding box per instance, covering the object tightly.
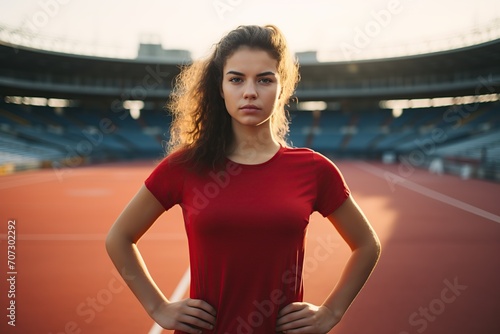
[145,145,350,334]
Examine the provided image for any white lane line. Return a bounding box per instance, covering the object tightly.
[0,233,186,241]
[0,169,97,189]
[148,267,191,334]
[0,174,61,189]
[355,161,500,224]
[0,168,105,189]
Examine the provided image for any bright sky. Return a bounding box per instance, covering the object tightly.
[0,0,499,60]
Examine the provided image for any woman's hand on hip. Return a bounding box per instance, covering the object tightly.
[151,298,217,334]
[275,302,341,334]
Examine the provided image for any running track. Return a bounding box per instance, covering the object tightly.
[1,160,499,334]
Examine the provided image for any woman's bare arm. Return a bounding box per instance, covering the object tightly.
[321,194,381,318]
[276,195,381,333]
[105,185,216,333]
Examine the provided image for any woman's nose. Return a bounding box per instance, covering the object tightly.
[243,82,257,99]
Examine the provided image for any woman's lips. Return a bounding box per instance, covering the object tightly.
[240,105,261,112]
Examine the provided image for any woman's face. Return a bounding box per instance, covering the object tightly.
[221,46,281,129]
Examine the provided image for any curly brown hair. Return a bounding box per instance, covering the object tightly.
[166,24,300,171]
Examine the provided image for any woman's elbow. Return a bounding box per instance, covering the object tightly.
[369,234,382,262]
[356,233,381,263]
[105,227,129,257]
[105,229,117,256]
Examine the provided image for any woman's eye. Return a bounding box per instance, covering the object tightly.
[229,77,242,83]
[259,78,273,84]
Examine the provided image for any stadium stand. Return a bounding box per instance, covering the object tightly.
[0,31,499,180]
[0,102,170,172]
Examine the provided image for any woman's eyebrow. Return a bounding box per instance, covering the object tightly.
[256,71,277,77]
[225,70,276,77]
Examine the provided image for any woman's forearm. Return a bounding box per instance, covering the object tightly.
[322,242,381,318]
[106,233,168,316]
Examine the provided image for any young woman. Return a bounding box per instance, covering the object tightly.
[106,25,381,334]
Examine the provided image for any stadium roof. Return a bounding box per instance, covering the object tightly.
[1,36,499,103]
[1,0,500,61]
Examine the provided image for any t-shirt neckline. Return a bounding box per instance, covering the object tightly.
[226,144,285,168]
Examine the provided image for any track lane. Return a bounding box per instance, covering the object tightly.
[1,161,499,334]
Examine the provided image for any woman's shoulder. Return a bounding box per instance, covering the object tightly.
[282,146,342,174]
[283,145,314,155]
[283,145,330,161]
[151,148,191,172]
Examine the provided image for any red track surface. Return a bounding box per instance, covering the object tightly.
[1,160,499,334]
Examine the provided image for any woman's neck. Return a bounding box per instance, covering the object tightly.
[228,121,280,164]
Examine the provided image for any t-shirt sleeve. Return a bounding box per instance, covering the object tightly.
[144,154,184,211]
[313,152,350,217]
